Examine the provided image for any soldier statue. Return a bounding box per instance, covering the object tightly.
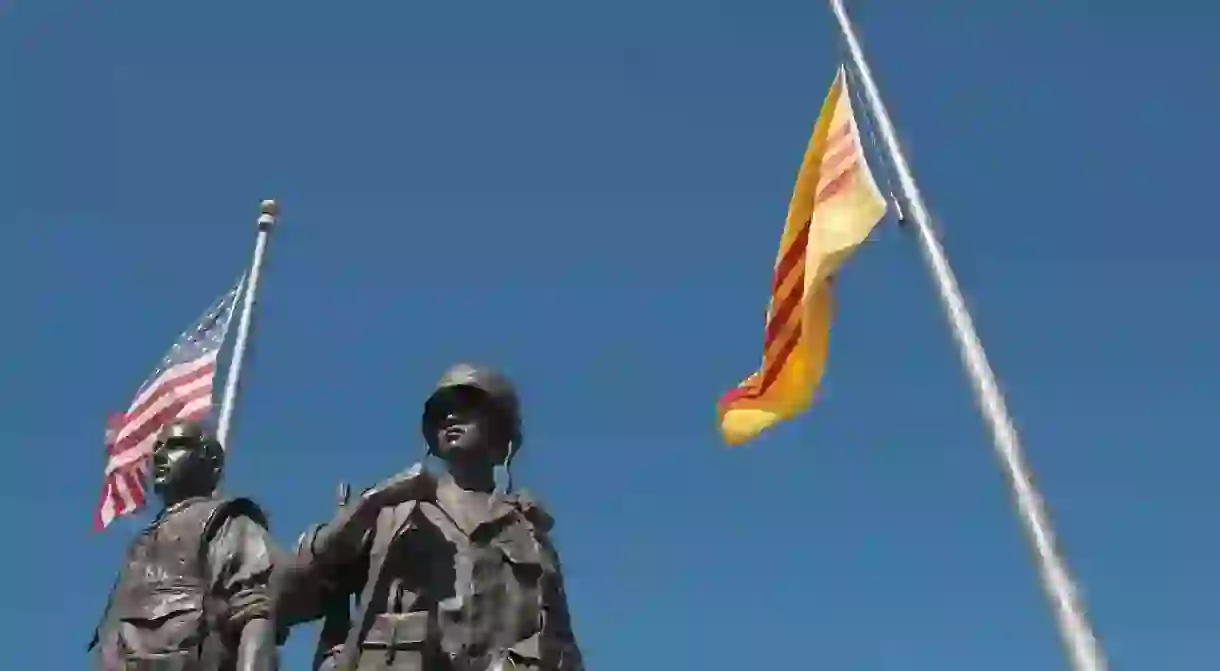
[274,363,585,671]
[89,418,280,671]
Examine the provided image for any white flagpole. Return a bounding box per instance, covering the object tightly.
[825,2,1107,670]
[217,199,279,448]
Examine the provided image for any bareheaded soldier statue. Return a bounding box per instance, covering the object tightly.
[90,418,279,671]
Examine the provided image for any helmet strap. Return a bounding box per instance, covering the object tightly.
[501,441,518,495]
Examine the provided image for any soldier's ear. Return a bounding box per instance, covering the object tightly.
[204,440,225,478]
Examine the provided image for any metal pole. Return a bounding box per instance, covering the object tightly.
[217,199,279,448]
[826,2,1107,670]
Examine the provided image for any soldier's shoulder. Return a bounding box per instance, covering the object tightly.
[508,489,555,532]
[211,496,270,530]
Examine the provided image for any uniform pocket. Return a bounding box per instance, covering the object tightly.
[357,612,433,671]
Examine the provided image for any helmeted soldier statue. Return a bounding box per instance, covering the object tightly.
[89,418,280,671]
[274,363,585,671]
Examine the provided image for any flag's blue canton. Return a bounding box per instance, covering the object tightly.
[138,279,243,396]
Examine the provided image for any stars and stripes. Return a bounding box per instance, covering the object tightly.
[94,276,245,530]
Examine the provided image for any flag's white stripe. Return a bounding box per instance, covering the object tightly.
[113,471,133,511]
[98,478,117,528]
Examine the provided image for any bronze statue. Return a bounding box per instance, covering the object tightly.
[275,363,585,671]
[89,419,280,671]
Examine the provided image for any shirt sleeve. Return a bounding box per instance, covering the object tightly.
[207,514,278,634]
[537,529,585,671]
[274,519,372,627]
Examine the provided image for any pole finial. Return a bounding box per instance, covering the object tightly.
[257,199,279,230]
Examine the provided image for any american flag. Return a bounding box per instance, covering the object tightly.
[94,276,245,530]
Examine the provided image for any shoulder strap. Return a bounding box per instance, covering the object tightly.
[198,497,268,567]
[509,489,555,534]
[197,500,267,578]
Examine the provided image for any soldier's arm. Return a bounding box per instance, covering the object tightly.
[524,500,585,671]
[305,491,380,567]
[306,464,432,567]
[208,514,279,671]
[541,538,585,671]
[273,522,370,628]
[272,493,376,629]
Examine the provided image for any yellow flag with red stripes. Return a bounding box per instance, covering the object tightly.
[717,66,888,445]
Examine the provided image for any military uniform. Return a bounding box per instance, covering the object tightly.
[276,364,584,671]
[90,496,277,671]
[279,483,580,671]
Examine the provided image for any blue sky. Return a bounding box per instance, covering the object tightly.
[3,1,1218,669]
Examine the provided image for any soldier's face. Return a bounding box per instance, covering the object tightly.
[432,389,499,462]
[151,439,201,494]
[436,406,492,457]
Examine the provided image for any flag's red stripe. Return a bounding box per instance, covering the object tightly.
[764,127,853,293]
[718,328,803,410]
[109,384,212,456]
[822,125,852,159]
[758,127,858,351]
[107,471,127,516]
[123,362,214,426]
[748,160,863,389]
[759,163,860,357]
[819,128,858,174]
[815,161,858,206]
[769,221,810,295]
[120,466,145,511]
[728,311,804,401]
[761,274,805,354]
[760,222,809,360]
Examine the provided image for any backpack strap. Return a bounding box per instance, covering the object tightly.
[196,497,270,668]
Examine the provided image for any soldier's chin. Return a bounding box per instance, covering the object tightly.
[438,438,478,458]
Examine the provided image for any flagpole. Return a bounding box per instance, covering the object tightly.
[825,2,1107,670]
[217,199,279,448]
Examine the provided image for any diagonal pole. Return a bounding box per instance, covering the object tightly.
[826,2,1107,670]
[217,199,280,448]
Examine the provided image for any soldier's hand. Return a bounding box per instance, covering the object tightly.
[363,463,437,508]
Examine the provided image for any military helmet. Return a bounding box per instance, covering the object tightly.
[421,363,522,454]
